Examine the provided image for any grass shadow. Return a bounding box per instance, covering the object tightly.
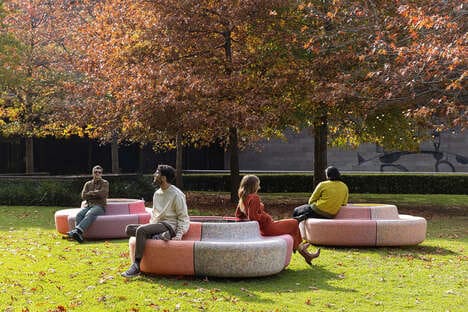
[129,264,356,304]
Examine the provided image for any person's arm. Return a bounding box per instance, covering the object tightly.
[86,180,109,199]
[173,193,190,240]
[308,182,323,205]
[342,184,349,205]
[245,195,263,221]
[235,205,245,218]
[81,181,93,200]
[92,180,109,199]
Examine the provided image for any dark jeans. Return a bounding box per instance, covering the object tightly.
[126,222,174,262]
[293,204,332,220]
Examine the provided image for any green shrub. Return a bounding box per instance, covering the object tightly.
[0,173,466,206]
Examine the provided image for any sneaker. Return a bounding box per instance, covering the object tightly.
[121,263,140,278]
[72,230,84,243]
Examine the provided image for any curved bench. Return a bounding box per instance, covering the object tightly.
[300,204,426,247]
[128,218,293,277]
[55,198,151,239]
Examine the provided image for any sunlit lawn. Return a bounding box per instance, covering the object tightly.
[0,205,466,311]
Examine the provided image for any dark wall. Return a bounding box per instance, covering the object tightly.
[0,136,224,174]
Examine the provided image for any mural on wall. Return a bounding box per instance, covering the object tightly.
[357,131,468,172]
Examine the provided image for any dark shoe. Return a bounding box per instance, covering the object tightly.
[121,263,140,278]
[298,243,320,265]
[71,230,84,243]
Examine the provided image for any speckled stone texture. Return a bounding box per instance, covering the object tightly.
[194,238,288,277]
[54,198,151,239]
[376,215,427,246]
[302,204,426,247]
[200,221,262,241]
[193,221,290,277]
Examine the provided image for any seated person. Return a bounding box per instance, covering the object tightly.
[67,165,109,243]
[293,166,349,221]
[121,164,190,278]
[235,175,320,265]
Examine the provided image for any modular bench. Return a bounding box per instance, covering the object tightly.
[54,198,151,239]
[128,218,294,278]
[300,203,427,247]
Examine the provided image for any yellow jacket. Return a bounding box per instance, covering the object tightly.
[308,180,349,217]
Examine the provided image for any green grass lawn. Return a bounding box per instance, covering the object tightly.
[0,204,466,311]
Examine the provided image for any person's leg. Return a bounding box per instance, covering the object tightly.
[293,204,331,222]
[133,223,168,261]
[125,224,140,237]
[263,219,302,250]
[75,206,91,228]
[66,206,90,240]
[75,205,105,233]
[263,219,320,265]
[122,222,168,278]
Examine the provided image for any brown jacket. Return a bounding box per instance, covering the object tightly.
[81,178,109,209]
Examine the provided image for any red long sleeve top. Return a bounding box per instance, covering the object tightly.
[235,194,273,230]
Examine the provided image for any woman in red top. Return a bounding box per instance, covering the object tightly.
[235,175,320,265]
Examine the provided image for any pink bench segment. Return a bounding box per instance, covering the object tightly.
[54,198,151,239]
[302,204,426,247]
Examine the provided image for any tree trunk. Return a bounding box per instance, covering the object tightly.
[313,115,328,187]
[111,134,120,173]
[138,145,144,173]
[229,127,240,203]
[87,141,93,171]
[25,136,34,174]
[175,134,183,189]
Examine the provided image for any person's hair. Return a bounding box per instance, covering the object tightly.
[92,165,103,173]
[157,164,176,183]
[238,175,260,212]
[325,166,341,181]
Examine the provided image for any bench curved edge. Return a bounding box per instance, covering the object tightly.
[194,238,288,277]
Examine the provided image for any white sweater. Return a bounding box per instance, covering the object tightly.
[150,185,190,239]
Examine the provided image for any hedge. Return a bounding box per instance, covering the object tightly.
[0,173,466,206]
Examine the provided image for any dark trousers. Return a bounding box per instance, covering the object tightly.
[125,223,173,262]
[293,204,332,219]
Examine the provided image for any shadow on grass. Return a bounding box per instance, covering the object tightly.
[326,244,459,258]
[131,265,356,304]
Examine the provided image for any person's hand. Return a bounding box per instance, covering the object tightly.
[160,231,172,241]
[172,235,182,241]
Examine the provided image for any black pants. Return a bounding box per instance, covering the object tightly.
[293,204,332,220]
[125,222,175,261]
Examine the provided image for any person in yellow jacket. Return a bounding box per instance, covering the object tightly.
[293,166,349,220]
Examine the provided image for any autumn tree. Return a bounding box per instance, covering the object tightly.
[140,0,295,201]
[258,0,466,185]
[67,0,291,200]
[0,0,78,173]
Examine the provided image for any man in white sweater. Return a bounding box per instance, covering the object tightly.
[122,164,190,278]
